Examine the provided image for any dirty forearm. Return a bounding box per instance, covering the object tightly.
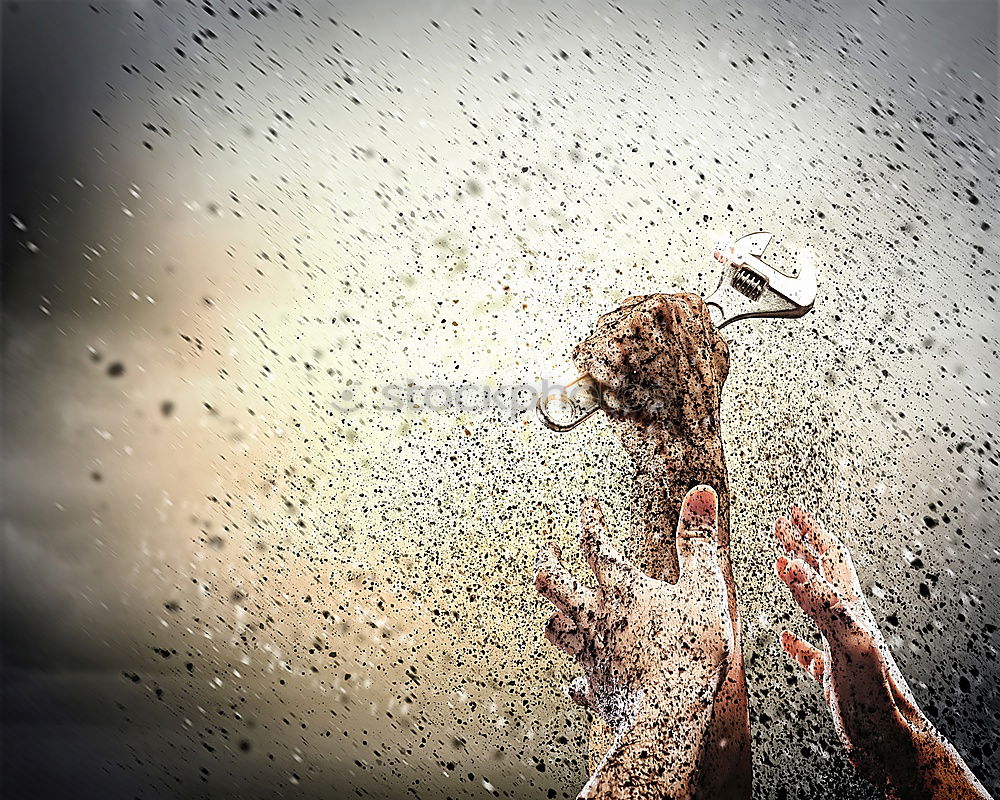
[885,717,993,800]
[581,694,716,800]
[630,433,731,580]
[573,293,750,795]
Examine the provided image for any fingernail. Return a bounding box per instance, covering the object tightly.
[680,484,718,534]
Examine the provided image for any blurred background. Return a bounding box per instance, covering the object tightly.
[2,1,997,797]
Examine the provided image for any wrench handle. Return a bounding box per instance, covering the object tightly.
[535,374,602,431]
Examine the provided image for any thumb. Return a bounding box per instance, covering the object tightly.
[675,485,722,585]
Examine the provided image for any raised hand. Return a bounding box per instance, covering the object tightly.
[568,291,750,798]
[775,506,992,800]
[572,293,729,441]
[535,486,732,799]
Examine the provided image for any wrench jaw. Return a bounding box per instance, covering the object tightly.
[706,233,818,329]
[705,263,816,328]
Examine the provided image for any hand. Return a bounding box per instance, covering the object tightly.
[571,292,733,587]
[571,293,729,444]
[775,506,992,800]
[774,506,919,784]
[535,486,732,798]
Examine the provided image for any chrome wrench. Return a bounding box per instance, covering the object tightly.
[535,232,818,431]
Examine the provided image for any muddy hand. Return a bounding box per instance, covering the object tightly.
[535,486,732,739]
[571,292,729,444]
[775,506,993,800]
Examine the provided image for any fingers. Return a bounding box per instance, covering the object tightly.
[544,611,584,656]
[572,293,676,378]
[577,353,621,395]
[534,542,593,617]
[781,630,826,683]
[572,298,657,386]
[774,516,820,572]
[789,504,824,551]
[579,497,637,590]
[775,556,859,644]
[619,294,652,311]
[789,504,861,600]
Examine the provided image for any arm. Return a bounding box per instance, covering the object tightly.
[535,488,733,800]
[898,724,994,800]
[774,506,993,800]
[579,691,716,800]
[572,293,751,797]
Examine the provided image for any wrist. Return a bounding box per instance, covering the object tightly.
[874,714,937,800]
[629,435,727,527]
[638,418,724,450]
[626,431,729,581]
[584,690,715,800]
[627,431,724,481]
[882,714,988,800]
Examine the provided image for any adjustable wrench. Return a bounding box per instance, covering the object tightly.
[535,232,818,431]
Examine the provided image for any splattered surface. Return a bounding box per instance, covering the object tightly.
[2,1,997,798]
